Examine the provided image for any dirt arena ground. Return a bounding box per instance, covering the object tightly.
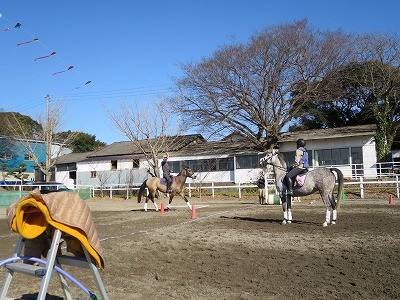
[0,195,399,299]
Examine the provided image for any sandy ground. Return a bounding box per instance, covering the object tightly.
[0,194,399,299]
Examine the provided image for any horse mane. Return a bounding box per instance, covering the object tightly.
[276,152,288,168]
[177,166,188,176]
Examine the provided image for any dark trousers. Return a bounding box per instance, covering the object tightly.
[284,167,304,195]
[164,175,172,191]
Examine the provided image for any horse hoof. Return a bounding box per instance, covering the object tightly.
[281,220,287,225]
[331,221,336,225]
[287,220,292,224]
[322,221,328,227]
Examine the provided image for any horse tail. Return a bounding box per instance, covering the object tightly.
[137,180,148,203]
[330,168,344,209]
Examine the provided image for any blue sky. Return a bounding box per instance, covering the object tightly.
[1,0,399,145]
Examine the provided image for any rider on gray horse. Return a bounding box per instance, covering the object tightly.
[161,153,173,194]
[284,138,309,197]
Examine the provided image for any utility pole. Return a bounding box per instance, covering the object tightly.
[45,94,52,182]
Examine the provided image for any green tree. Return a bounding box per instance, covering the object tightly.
[58,131,106,152]
[7,163,29,184]
[0,112,42,138]
[292,32,400,161]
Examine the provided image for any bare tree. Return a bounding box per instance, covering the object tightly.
[172,20,354,149]
[108,99,182,177]
[96,170,112,197]
[6,95,76,182]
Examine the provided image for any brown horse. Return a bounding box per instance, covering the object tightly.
[137,166,197,211]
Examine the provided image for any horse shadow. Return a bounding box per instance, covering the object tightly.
[14,293,63,299]
[220,216,315,225]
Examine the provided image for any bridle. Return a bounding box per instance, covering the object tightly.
[261,152,287,172]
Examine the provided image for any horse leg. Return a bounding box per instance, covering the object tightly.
[145,191,157,212]
[182,194,192,210]
[287,194,293,224]
[329,194,337,225]
[322,194,334,227]
[150,198,159,211]
[167,195,173,210]
[281,193,288,224]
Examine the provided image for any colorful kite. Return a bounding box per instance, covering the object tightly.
[52,65,74,76]
[34,51,56,61]
[14,23,21,28]
[0,27,10,32]
[74,80,92,89]
[17,37,39,46]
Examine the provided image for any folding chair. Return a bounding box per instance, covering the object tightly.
[0,228,109,300]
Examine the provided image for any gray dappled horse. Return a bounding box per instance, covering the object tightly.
[137,166,197,211]
[260,149,343,227]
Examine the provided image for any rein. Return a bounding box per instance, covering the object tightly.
[264,154,288,172]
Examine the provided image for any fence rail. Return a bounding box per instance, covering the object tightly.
[1,176,399,206]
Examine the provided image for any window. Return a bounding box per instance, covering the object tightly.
[111,160,117,170]
[314,148,349,166]
[90,171,97,178]
[0,152,12,160]
[24,153,33,161]
[169,161,181,173]
[236,155,260,169]
[183,158,234,172]
[218,158,234,171]
[132,159,139,169]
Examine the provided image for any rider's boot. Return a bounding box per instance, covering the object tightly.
[285,177,293,196]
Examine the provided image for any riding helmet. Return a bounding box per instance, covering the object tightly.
[296,138,306,147]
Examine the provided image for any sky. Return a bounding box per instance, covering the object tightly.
[1,0,400,145]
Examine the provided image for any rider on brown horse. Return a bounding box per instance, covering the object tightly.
[161,153,173,194]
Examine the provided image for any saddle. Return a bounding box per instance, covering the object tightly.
[160,177,174,186]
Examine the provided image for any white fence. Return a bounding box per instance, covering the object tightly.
[87,175,400,200]
[1,174,400,205]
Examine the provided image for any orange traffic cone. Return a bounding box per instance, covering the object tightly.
[191,205,197,219]
[161,203,165,215]
[389,194,394,205]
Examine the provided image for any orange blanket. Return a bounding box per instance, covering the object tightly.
[6,190,104,268]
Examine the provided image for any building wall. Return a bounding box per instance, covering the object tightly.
[55,132,378,186]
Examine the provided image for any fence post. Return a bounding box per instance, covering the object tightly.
[238,182,241,199]
[397,175,399,198]
[359,177,364,199]
[110,186,112,199]
[212,182,215,198]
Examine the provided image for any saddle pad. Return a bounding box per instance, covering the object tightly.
[6,189,104,268]
[160,177,174,186]
[295,173,307,187]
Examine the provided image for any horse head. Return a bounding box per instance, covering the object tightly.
[260,149,278,166]
[183,166,197,179]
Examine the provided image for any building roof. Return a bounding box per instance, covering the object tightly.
[55,151,96,164]
[279,124,376,143]
[86,134,206,158]
[173,140,259,157]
